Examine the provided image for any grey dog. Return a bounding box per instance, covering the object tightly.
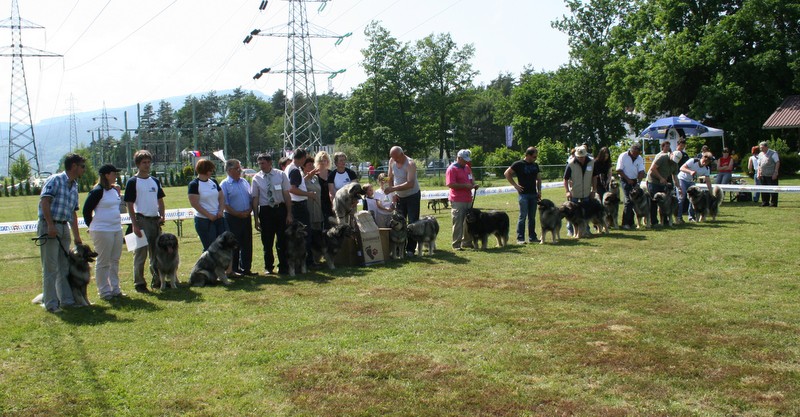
[189,232,238,287]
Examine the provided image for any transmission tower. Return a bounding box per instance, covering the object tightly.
[0,0,62,175]
[89,104,118,166]
[246,0,349,152]
[67,94,79,151]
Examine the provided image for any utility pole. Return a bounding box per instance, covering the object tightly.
[246,0,349,153]
[0,0,62,175]
[67,95,79,151]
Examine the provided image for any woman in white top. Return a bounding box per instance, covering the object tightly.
[188,159,227,251]
[82,164,125,300]
[328,151,358,200]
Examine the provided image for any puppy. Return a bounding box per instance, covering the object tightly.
[333,182,365,225]
[537,199,563,244]
[465,208,509,249]
[406,216,439,256]
[154,233,180,290]
[310,223,353,270]
[687,185,723,222]
[67,243,98,306]
[629,184,651,229]
[284,221,309,276]
[426,198,449,213]
[189,231,239,287]
[387,213,408,260]
[652,183,678,227]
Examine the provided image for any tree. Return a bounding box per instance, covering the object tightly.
[9,157,32,183]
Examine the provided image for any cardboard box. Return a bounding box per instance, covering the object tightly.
[355,211,384,266]
[379,228,391,259]
[333,235,360,267]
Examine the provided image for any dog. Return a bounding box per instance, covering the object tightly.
[284,221,309,276]
[652,183,678,227]
[406,216,439,256]
[387,212,408,260]
[559,200,604,239]
[426,198,449,213]
[310,222,353,270]
[465,208,509,249]
[333,182,365,225]
[602,179,621,229]
[581,198,609,234]
[154,233,180,290]
[67,243,98,306]
[629,184,651,229]
[687,185,723,222]
[537,199,563,244]
[189,231,238,287]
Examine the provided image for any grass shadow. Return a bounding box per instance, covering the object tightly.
[58,304,134,325]
[104,295,162,312]
[151,284,204,303]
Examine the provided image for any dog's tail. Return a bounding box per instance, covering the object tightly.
[711,185,723,206]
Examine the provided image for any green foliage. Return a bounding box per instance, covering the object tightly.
[467,145,487,180]
[767,137,790,156]
[10,176,16,196]
[484,147,519,176]
[535,137,568,166]
[182,165,194,184]
[3,178,8,197]
[24,181,30,196]
[779,153,800,176]
[9,157,32,182]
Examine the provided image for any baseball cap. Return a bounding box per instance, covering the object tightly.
[457,149,471,162]
[98,164,121,175]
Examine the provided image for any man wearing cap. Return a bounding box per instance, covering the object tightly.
[446,149,479,250]
[563,145,597,236]
[251,153,293,274]
[37,153,87,313]
[221,159,253,275]
[646,141,679,226]
[615,142,646,230]
[505,146,542,244]
[83,164,126,300]
[756,141,780,207]
[678,152,714,222]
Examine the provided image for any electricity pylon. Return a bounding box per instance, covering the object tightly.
[0,0,62,175]
[246,0,349,152]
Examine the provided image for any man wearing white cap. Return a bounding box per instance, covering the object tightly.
[564,145,597,236]
[446,149,479,250]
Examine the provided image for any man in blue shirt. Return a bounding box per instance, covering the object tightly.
[221,159,253,275]
[37,153,87,313]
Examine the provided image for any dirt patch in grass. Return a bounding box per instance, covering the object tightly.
[280,352,531,416]
[424,276,584,300]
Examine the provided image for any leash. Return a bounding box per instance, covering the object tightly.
[470,187,478,209]
[31,234,72,258]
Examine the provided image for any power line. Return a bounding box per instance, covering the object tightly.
[61,0,112,56]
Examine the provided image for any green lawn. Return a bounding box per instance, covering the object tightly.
[1,181,798,416]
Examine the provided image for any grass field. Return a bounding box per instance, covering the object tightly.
[1,180,799,416]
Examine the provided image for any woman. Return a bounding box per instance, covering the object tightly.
[303,157,323,232]
[747,145,761,203]
[593,146,613,196]
[188,159,227,251]
[715,147,734,185]
[315,151,334,224]
[82,164,125,300]
[328,151,358,200]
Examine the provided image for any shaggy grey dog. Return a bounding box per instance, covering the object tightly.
[189,232,238,287]
[154,233,180,290]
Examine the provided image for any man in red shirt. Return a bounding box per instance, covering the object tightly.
[446,149,479,250]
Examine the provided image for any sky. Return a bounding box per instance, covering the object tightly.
[1,0,572,125]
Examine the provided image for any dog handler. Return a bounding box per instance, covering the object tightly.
[563,145,597,236]
[385,146,421,256]
[505,146,542,244]
[251,153,293,275]
[615,143,646,230]
[83,164,126,300]
[37,153,87,313]
[446,149,478,250]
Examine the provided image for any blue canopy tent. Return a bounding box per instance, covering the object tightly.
[639,114,725,147]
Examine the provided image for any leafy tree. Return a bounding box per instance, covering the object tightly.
[484,147,520,176]
[9,157,32,183]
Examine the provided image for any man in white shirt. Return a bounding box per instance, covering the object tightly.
[615,143,645,230]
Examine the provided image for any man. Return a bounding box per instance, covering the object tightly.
[385,146,420,256]
[286,148,317,266]
[124,150,166,293]
[677,152,714,223]
[756,141,780,207]
[251,153,293,275]
[37,153,86,313]
[563,145,597,236]
[446,149,479,251]
[615,142,646,230]
[646,141,679,225]
[221,159,253,276]
[505,147,542,244]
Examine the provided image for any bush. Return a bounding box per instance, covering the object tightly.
[10,176,15,197]
[779,153,800,176]
[536,137,568,166]
[484,147,520,176]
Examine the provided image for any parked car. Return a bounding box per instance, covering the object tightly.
[242,168,257,178]
[425,160,449,176]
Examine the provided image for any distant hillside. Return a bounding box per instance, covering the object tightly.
[0,89,267,174]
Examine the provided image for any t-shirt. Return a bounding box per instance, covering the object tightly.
[287,164,308,203]
[646,152,677,184]
[331,168,357,193]
[678,158,711,182]
[124,176,165,217]
[188,178,221,219]
[445,162,473,203]
[509,160,540,195]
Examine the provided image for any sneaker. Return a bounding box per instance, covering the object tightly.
[517,240,526,245]
[675,218,684,225]
[405,251,416,257]
[134,285,150,294]
[113,292,128,298]
[453,247,464,251]
[621,225,631,230]
[761,203,770,207]
[101,294,114,301]
[770,204,778,207]
[46,307,63,314]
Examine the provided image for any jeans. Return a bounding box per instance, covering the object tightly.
[195,216,228,252]
[715,172,732,185]
[621,182,637,227]
[225,213,252,273]
[753,173,761,202]
[516,193,538,241]
[38,220,74,310]
[396,190,421,253]
[646,182,667,225]
[678,179,696,220]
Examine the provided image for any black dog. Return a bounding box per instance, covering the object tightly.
[310,223,354,270]
[537,199,563,244]
[284,221,309,276]
[687,185,723,222]
[465,208,509,249]
[154,233,180,290]
[68,243,98,306]
[426,198,449,213]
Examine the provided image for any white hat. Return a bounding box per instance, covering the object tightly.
[457,149,471,162]
[574,146,588,158]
